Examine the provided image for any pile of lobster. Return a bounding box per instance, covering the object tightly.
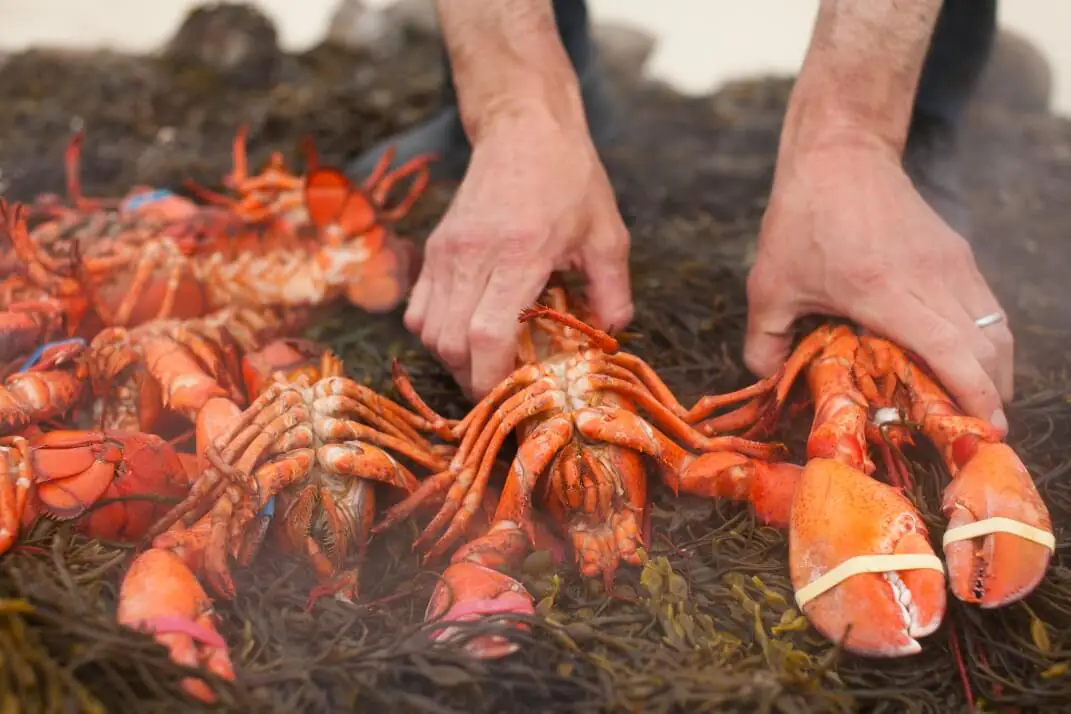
[0,130,1055,703]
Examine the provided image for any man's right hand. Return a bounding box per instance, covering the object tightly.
[403,101,633,400]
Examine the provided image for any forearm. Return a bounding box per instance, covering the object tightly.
[782,0,943,157]
[434,0,586,141]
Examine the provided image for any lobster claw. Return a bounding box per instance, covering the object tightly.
[425,561,535,659]
[941,441,1054,608]
[790,458,947,657]
[117,549,234,703]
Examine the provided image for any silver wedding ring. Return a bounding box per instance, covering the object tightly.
[974,312,1004,329]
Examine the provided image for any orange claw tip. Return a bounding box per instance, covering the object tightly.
[790,458,948,658]
[940,442,1055,608]
[425,561,535,659]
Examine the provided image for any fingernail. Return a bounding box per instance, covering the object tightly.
[989,409,1008,434]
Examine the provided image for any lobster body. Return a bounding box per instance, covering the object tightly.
[378,286,799,658]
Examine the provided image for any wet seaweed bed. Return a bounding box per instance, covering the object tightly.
[1,17,1070,714]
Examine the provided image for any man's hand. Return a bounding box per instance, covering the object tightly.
[404,0,632,400]
[744,0,1014,434]
[745,141,1013,431]
[404,104,632,399]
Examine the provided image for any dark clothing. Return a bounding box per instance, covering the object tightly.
[509,0,998,130]
[347,0,997,222]
[915,0,998,128]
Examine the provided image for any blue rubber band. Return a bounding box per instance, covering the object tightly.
[18,337,87,373]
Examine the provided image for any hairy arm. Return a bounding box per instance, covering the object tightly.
[434,0,587,141]
[781,0,944,159]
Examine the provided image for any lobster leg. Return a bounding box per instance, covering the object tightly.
[373,375,550,534]
[602,352,782,423]
[64,130,119,212]
[313,377,446,457]
[404,388,563,560]
[580,373,787,460]
[572,408,797,527]
[141,385,305,541]
[227,124,251,190]
[865,337,1054,607]
[418,420,571,660]
[370,154,434,222]
[1,201,83,297]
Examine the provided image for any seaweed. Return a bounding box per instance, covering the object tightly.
[1,5,1069,712]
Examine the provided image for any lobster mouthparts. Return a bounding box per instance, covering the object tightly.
[790,458,947,657]
[941,441,1054,608]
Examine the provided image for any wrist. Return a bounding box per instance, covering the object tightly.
[778,75,911,168]
[776,0,944,166]
[435,0,588,142]
[462,76,587,144]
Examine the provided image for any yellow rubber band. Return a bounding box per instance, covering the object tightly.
[942,517,1056,552]
[795,553,946,610]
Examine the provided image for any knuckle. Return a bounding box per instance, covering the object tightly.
[497,230,543,264]
[599,224,632,262]
[469,317,513,350]
[610,303,635,331]
[449,232,492,255]
[423,233,449,263]
[437,336,469,370]
[920,321,961,358]
[420,325,442,357]
[403,309,423,334]
[974,339,998,374]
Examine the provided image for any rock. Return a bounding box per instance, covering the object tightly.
[382,0,440,38]
[593,21,657,81]
[326,0,405,57]
[160,2,282,90]
[975,29,1053,114]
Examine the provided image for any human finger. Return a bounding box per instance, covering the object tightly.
[579,213,633,331]
[919,289,1002,390]
[404,234,443,336]
[467,262,552,399]
[403,265,433,336]
[743,267,800,377]
[855,293,1006,434]
[419,263,454,363]
[430,254,492,374]
[952,271,1015,403]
